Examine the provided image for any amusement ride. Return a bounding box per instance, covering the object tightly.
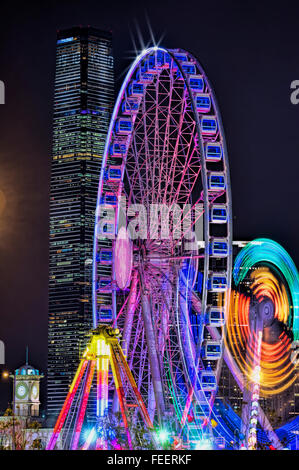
[46,46,299,451]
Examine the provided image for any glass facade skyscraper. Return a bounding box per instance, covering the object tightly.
[47,27,114,419]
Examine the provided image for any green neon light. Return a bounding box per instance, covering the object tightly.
[233,238,299,341]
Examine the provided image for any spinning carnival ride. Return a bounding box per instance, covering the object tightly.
[226,239,299,449]
[47,47,299,450]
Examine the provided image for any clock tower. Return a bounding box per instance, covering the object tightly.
[12,354,44,417]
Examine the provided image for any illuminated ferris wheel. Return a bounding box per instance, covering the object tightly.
[92,46,232,444]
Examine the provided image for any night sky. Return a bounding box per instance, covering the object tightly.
[1,0,299,411]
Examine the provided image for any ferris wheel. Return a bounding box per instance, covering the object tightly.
[92,46,232,445]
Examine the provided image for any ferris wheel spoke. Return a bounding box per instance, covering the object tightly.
[121,270,139,355]
[139,285,166,425]
[162,86,188,202]
[160,75,174,201]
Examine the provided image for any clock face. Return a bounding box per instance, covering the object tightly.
[16,382,28,399]
[31,384,38,400]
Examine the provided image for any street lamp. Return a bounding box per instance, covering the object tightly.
[2,371,9,380]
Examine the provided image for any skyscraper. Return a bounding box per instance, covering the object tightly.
[47,27,114,420]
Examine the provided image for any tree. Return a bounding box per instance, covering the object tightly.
[0,409,43,450]
[31,438,42,450]
[111,410,157,450]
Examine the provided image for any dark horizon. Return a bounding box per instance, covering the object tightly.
[1,0,299,412]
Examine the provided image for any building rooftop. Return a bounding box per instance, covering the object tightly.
[57,26,112,41]
[15,364,40,376]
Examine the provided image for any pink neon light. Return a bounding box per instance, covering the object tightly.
[71,361,96,450]
[46,360,88,450]
[97,368,109,417]
[181,387,194,426]
[96,338,110,419]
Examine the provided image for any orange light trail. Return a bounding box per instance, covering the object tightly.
[225,267,297,396]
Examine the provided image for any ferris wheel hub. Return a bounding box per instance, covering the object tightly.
[249,298,275,328]
[259,299,275,327]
